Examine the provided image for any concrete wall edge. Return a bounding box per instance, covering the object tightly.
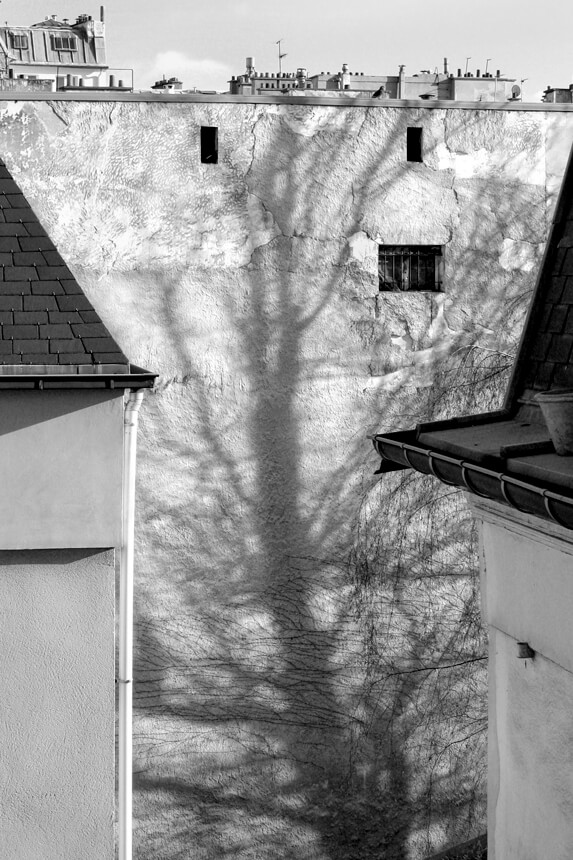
[0,92,572,110]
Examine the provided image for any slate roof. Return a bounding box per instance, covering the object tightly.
[371,142,573,529]
[0,157,155,387]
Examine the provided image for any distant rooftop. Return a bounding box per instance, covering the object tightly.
[229,58,520,102]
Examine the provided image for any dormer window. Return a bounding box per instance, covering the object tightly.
[51,35,77,51]
[10,33,28,50]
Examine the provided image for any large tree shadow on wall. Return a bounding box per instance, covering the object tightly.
[131,105,542,859]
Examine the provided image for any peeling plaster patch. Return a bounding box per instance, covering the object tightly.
[453,147,545,186]
[435,142,456,171]
[499,238,538,273]
[0,101,26,118]
[348,231,376,264]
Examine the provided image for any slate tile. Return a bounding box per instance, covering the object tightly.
[0,253,13,266]
[57,295,94,311]
[560,277,573,305]
[0,179,25,195]
[0,195,10,208]
[93,352,127,364]
[39,324,74,339]
[0,354,21,363]
[0,311,13,323]
[20,353,59,364]
[18,237,53,251]
[49,339,88,354]
[23,295,58,310]
[25,223,48,237]
[562,248,573,276]
[48,311,82,324]
[31,280,64,295]
[534,361,555,389]
[83,337,121,352]
[0,341,13,354]
[5,194,28,208]
[531,332,552,361]
[13,339,48,354]
[13,252,45,266]
[5,209,38,224]
[4,267,38,281]
[0,295,21,310]
[3,324,38,339]
[37,266,72,280]
[0,282,31,294]
[42,250,66,267]
[72,323,109,338]
[0,238,21,252]
[79,310,101,322]
[61,279,83,294]
[57,353,90,364]
[14,311,48,324]
[546,276,566,303]
[547,333,573,363]
[547,304,568,333]
[0,223,29,236]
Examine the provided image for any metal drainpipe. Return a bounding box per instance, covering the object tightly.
[119,389,145,860]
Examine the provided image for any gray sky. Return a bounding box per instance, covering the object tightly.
[3,0,571,99]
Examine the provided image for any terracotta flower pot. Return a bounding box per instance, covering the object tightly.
[536,389,573,455]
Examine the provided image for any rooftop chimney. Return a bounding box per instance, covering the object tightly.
[51,14,57,19]
[443,57,449,75]
[100,5,105,22]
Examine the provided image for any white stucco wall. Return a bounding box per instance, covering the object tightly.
[0,390,124,549]
[0,96,572,857]
[472,499,573,860]
[0,549,115,860]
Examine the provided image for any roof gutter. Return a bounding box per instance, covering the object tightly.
[370,427,573,530]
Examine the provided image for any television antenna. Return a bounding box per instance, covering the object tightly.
[276,39,287,76]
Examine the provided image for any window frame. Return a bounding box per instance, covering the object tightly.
[378,245,443,292]
[51,34,77,52]
[10,32,29,50]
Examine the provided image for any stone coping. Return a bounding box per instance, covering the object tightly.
[0,91,572,110]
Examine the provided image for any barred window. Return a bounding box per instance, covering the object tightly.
[51,35,77,51]
[10,33,29,50]
[379,245,443,292]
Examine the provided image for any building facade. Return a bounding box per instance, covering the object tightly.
[0,7,129,92]
[229,57,518,101]
[1,92,573,858]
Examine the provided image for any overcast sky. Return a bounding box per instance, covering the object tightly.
[4,0,572,100]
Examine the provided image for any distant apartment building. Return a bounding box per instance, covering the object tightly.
[0,6,130,92]
[543,83,573,103]
[229,58,519,101]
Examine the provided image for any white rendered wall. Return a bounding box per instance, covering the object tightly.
[0,549,115,860]
[472,499,573,860]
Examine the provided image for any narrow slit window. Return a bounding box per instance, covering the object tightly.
[201,126,218,164]
[379,245,443,292]
[407,127,423,162]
